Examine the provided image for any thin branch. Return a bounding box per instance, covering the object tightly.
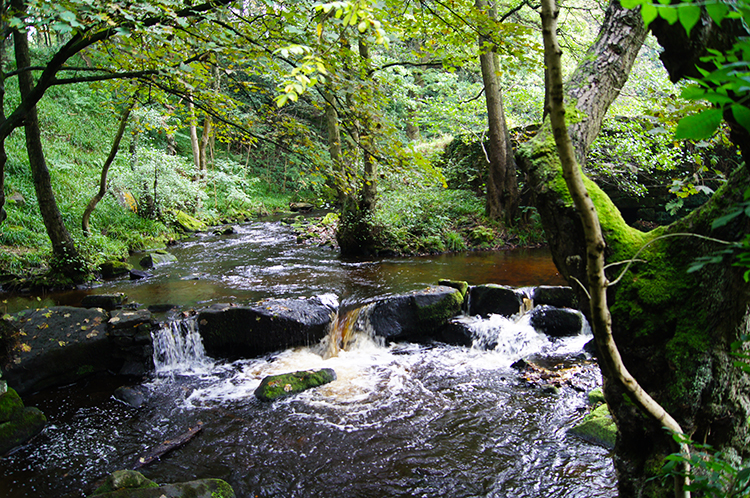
[608,233,734,287]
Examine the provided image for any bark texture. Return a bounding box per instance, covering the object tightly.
[519,1,750,496]
[13,21,85,280]
[477,0,519,226]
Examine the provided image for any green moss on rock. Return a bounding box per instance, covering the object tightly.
[171,210,206,233]
[0,387,24,423]
[255,368,337,402]
[570,403,617,449]
[0,406,46,454]
[92,470,159,495]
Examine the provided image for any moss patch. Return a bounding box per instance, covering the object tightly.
[255,368,337,402]
[92,470,159,495]
[0,387,24,423]
[570,403,617,449]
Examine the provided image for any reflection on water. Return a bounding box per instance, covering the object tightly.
[3,221,564,313]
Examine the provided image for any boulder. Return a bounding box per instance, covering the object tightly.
[100,261,132,279]
[437,317,474,347]
[139,250,177,269]
[91,470,158,495]
[171,210,206,233]
[532,285,578,309]
[129,270,152,280]
[109,309,154,377]
[90,479,235,498]
[197,297,334,359]
[468,284,524,317]
[255,368,337,402]
[569,403,617,449]
[0,387,46,454]
[527,305,584,337]
[290,202,314,212]
[3,307,115,395]
[359,285,464,343]
[437,279,469,299]
[113,386,146,408]
[81,293,127,311]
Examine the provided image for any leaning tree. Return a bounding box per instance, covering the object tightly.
[519,0,750,495]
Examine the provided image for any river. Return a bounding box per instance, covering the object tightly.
[0,221,615,498]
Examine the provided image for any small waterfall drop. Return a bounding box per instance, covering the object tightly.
[317,304,379,359]
[152,317,213,375]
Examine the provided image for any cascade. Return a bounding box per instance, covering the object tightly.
[152,317,213,375]
[318,303,378,359]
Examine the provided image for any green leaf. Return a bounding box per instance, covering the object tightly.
[620,0,643,8]
[675,108,723,139]
[711,208,744,229]
[678,4,701,36]
[706,2,730,25]
[642,3,658,26]
[681,85,707,100]
[658,5,679,24]
[732,105,750,134]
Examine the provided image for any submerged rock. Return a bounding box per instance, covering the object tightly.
[113,386,146,408]
[468,284,524,317]
[255,368,337,402]
[0,387,46,454]
[197,297,334,359]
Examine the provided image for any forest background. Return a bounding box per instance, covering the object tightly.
[0,0,734,284]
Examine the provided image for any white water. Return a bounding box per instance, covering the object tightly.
[149,305,594,415]
[151,317,214,376]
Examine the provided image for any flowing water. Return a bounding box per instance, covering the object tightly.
[0,221,615,498]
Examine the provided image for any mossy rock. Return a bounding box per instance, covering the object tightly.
[171,210,206,233]
[92,470,159,495]
[81,293,127,311]
[0,404,46,454]
[587,387,606,405]
[139,250,177,269]
[255,368,337,402]
[0,387,24,423]
[569,403,617,449]
[100,261,133,279]
[90,477,234,498]
[438,279,469,299]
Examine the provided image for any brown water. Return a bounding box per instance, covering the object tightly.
[0,221,615,498]
[3,221,564,314]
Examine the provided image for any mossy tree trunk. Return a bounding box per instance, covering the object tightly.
[521,0,750,495]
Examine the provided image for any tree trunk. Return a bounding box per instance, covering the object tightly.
[13,21,85,281]
[188,99,201,173]
[199,115,212,180]
[477,0,519,226]
[82,104,133,236]
[336,38,380,257]
[519,1,750,496]
[0,25,7,226]
[541,1,690,496]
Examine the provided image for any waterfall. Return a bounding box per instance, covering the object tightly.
[152,317,213,375]
[317,304,379,359]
